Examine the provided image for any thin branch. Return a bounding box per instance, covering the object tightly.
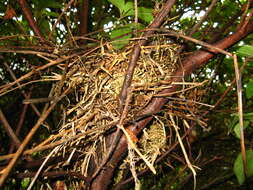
[0,55,75,95]
[48,0,75,40]
[242,7,253,31]
[0,109,21,148]
[14,170,90,182]
[189,0,218,36]
[233,55,247,177]
[238,0,252,30]
[0,87,71,187]
[17,0,46,43]
[2,61,46,128]
[134,0,138,24]
[8,90,31,154]
[157,29,232,56]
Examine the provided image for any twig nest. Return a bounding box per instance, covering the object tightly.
[46,38,180,175]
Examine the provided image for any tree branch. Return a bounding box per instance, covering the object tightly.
[17,0,46,43]
[78,0,89,44]
[0,109,21,148]
[189,0,218,36]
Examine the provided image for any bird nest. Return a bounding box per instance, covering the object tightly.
[32,36,206,186]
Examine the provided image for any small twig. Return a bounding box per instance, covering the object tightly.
[233,54,247,177]
[169,115,199,190]
[155,81,207,97]
[65,15,79,47]
[238,0,252,30]
[0,109,21,148]
[14,170,90,181]
[158,29,233,57]
[48,0,75,40]
[242,7,253,31]
[0,49,58,58]
[23,97,56,104]
[0,55,75,95]
[134,0,138,24]
[189,0,218,36]
[27,146,62,190]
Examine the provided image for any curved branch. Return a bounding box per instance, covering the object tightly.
[91,20,253,190]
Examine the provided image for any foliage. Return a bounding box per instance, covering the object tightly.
[233,150,253,185]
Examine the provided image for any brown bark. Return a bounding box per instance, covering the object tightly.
[78,0,89,44]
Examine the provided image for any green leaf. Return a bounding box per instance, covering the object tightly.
[228,114,239,133]
[42,9,59,18]
[236,45,253,57]
[40,0,62,9]
[108,0,125,13]
[110,25,132,49]
[138,7,154,23]
[231,112,253,121]
[234,150,253,185]
[243,112,253,120]
[21,178,30,188]
[233,120,249,139]
[39,18,50,35]
[122,5,153,23]
[121,2,134,17]
[246,80,253,99]
[108,0,153,23]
